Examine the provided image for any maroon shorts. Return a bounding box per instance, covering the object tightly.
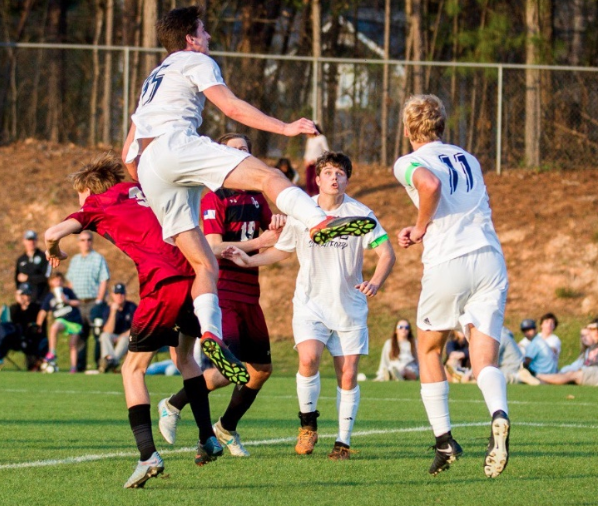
[129,276,200,352]
[220,299,271,364]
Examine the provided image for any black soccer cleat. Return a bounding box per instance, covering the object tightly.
[429,436,463,476]
[484,410,510,478]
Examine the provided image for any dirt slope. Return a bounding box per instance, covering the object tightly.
[1,141,597,340]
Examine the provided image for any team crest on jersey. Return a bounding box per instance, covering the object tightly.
[251,196,260,208]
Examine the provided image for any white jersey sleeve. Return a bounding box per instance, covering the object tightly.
[274,217,300,253]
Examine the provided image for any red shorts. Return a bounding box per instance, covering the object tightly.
[129,276,200,352]
[220,299,271,364]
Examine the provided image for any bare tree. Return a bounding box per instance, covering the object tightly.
[525,0,541,168]
[89,0,104,146]
[102,0,114,144]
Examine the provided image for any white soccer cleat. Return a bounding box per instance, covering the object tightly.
[158,398,181,445]
[123,451,164,489]
[213,418,250,457]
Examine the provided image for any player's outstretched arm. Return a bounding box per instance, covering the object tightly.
[222,245,290,268]
[44,218,83,268]
[355,239,396,297]
[204,85,318,137]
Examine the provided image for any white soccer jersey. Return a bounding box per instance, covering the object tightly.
[394,141,502,267]
[275,194,388,331]
[127,51,225,160]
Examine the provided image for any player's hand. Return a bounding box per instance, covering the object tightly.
[46,249,68,267]
[409,225,426,244]
[355,281,379,297]
[282,118,319,137]
[259,229,282,249]
[269,214,287,231]
[222,246,252,267]
[398,227,415,249]
[17,273,28,282]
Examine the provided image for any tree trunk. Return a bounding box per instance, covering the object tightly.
[381,0,390,166]
[89,0,104,146]
[102,0,114,144]
[525,0,541,169]
[46,0,68,143]
[141,0,158,80]
[312,0,322,124]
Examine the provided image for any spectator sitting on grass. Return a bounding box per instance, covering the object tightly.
[536,320,598,386]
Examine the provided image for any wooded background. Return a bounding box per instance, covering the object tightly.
[1,0,598,169]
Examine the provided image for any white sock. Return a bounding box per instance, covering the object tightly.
[477,366,508,416]
[193,293,222,339]
[421,381,451,437]
[337,386,360,446]
[276,186,326,229]
[296,372,320,413]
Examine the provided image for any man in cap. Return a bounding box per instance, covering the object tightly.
[518,319,536,354]
[14,230,51,304]
[98,282,138,373]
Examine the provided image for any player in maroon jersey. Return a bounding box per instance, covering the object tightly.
[157,134,283,456]
[42,152,243,488]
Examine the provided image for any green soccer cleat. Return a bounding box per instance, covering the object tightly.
[309,216,376,245]
[200,332,249,385]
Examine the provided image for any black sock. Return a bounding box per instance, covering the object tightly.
[169,388,189,411]
[128,404,156,461]
[183,375,214,444]
[220,385,260,432]
[435,431,453,447]
[298,410,320,431]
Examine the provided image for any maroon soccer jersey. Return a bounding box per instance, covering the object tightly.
[201,189,272,304]
[68,182,194,297]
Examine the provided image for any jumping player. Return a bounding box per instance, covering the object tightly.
[394,94,510,478]
[122,5,375,358]
[158,133,282,456]
[224,152,395,460]
[43,153,240,488]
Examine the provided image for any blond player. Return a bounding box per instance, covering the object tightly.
[394,94,510,478]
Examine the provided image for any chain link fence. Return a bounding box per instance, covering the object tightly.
[2,43,598,172]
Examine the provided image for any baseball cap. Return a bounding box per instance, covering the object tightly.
[24,230,37,240]
[17,282,33,296]
[113,283,126,294]
[520,319,536,331]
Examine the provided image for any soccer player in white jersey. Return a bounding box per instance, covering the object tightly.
[224,152,395,460]
[122,5,374,365]
[394,94,510,478]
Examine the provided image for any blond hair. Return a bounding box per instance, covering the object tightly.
[68,152,125,194]
[402,94,446,143]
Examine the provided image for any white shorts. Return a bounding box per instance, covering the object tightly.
[417,246,508,342]
[138,129,250,243]
[292,318,369,357]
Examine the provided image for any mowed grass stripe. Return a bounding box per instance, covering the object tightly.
[2,421,596,471]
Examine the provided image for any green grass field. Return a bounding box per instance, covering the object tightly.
[1,372,597,506]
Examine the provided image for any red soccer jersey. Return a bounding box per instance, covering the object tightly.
[201,189,272,304]
[68,182,194,297]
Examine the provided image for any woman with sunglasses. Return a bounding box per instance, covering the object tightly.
[374,319,419,381]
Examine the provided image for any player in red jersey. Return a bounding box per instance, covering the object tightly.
[157,133,283,456]
[43,153,242,488]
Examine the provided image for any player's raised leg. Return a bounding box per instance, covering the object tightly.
[418,329,463,476]
[173,229,248,384]
[222,157,376,244]
[469,327,510,478]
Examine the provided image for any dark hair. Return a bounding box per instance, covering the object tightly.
[540,312,559,329]
[315,151,352,179]
[216,133,252,154]
[389,319,415,360]
[156,5,205,54]
[275,158,293,171]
